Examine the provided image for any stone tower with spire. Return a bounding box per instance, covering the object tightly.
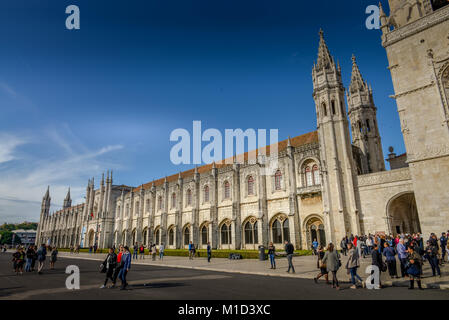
[63,188,72,209]
[312,30,360,242]
[346,55,385,174]
[36,186,51,245]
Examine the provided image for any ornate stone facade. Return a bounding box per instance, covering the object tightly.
[36,2,449,249]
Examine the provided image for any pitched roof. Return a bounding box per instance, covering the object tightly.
[133,131,318,192]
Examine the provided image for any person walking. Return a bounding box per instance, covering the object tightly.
[133,243,138,260]
[151,244,157,261]
[312,239,319,256]
[25,245,35,272]
[439,232,447,265]
[322,243,341,290]
[139,243,145,260]
[313,245,329,284]
[383,242,398,279]
[12,247,25,275]
[340,238,347,256]
[268,242,276,269]
[406,246,423,290]
[424,240,441,277]
[207,242,212,263]
[159,243,165,260]
[284,240,295,274]
[118,246,131,290]
[111,246,124,288]
[101,248,117,288]
[50,247,58,270]
[36,244,47,274]
[371,243,384,288]
[397,238,408,277]
[346,243,364,289]
[188,241,195,260]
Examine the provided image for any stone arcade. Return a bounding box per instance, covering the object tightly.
[36,0,449,250]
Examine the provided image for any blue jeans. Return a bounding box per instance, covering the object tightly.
[25,258,32,272]
[118,268,128,287]
[133,251,138,259]
[159,252,164,259]
[429,256,441,276]
[349,267,362,285]
[269,254,276,268]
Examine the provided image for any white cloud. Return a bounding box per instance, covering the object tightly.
[0,129,125,223]
[0,133,26,164]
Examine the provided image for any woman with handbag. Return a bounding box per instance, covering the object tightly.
[100,248,117,289]
[383,242,399,279]
[346,243,364,289]
[322,243,341,290]
[313,245,329,284]
[406,246,423,290]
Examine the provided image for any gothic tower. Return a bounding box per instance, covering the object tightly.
[347,55,385,174]
[36,186,51,245]
[63,188,72,209]
[381,1,449,235]
[312,30,360,243]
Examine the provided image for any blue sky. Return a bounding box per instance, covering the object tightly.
[0,0,404,223]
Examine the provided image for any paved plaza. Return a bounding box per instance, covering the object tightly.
[1,251,449,300]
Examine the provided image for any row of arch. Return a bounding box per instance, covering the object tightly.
[112,214,303,249]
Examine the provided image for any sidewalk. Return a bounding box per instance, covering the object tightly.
[58,251,449,289]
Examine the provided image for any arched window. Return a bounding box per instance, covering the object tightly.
[201,225,208,245]
[271,216,289,244]
[322,102,328,117]
[366,119,371,132]
[244,221,253,244]
[312,165,320,185]
[283,219,290,243]
[331,100,336,115]
[340,101,345,115]
[142,228,148,246]
[223,181,230,199]
[204,185,209,202]
[155,229,160,245]
[247,176,254,195]
[158,196,163,210]
[244,220,258,245]
[171,193,176,208]
[168,228,174,246]
[275,170,282,190]
[184,226,190,245]
[221,223,232,245]
[272,220,282,243]
[186,189,192,206]
[305,166,313,186]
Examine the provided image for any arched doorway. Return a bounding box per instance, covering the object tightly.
[387,192,421,235]
[88,229,95,247]
[305,216,326,249]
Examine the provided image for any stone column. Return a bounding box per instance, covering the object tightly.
[232,162,242,249]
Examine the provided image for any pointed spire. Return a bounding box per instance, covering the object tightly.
[379,2,386,18]
[316,29,334,70]
[194,166,198,174]
[43,186,50,200]
[287,136,292,148]
[65,187,71,200]
[101,172,105,185]
[212,161,216,169]
[349,54,368,94]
